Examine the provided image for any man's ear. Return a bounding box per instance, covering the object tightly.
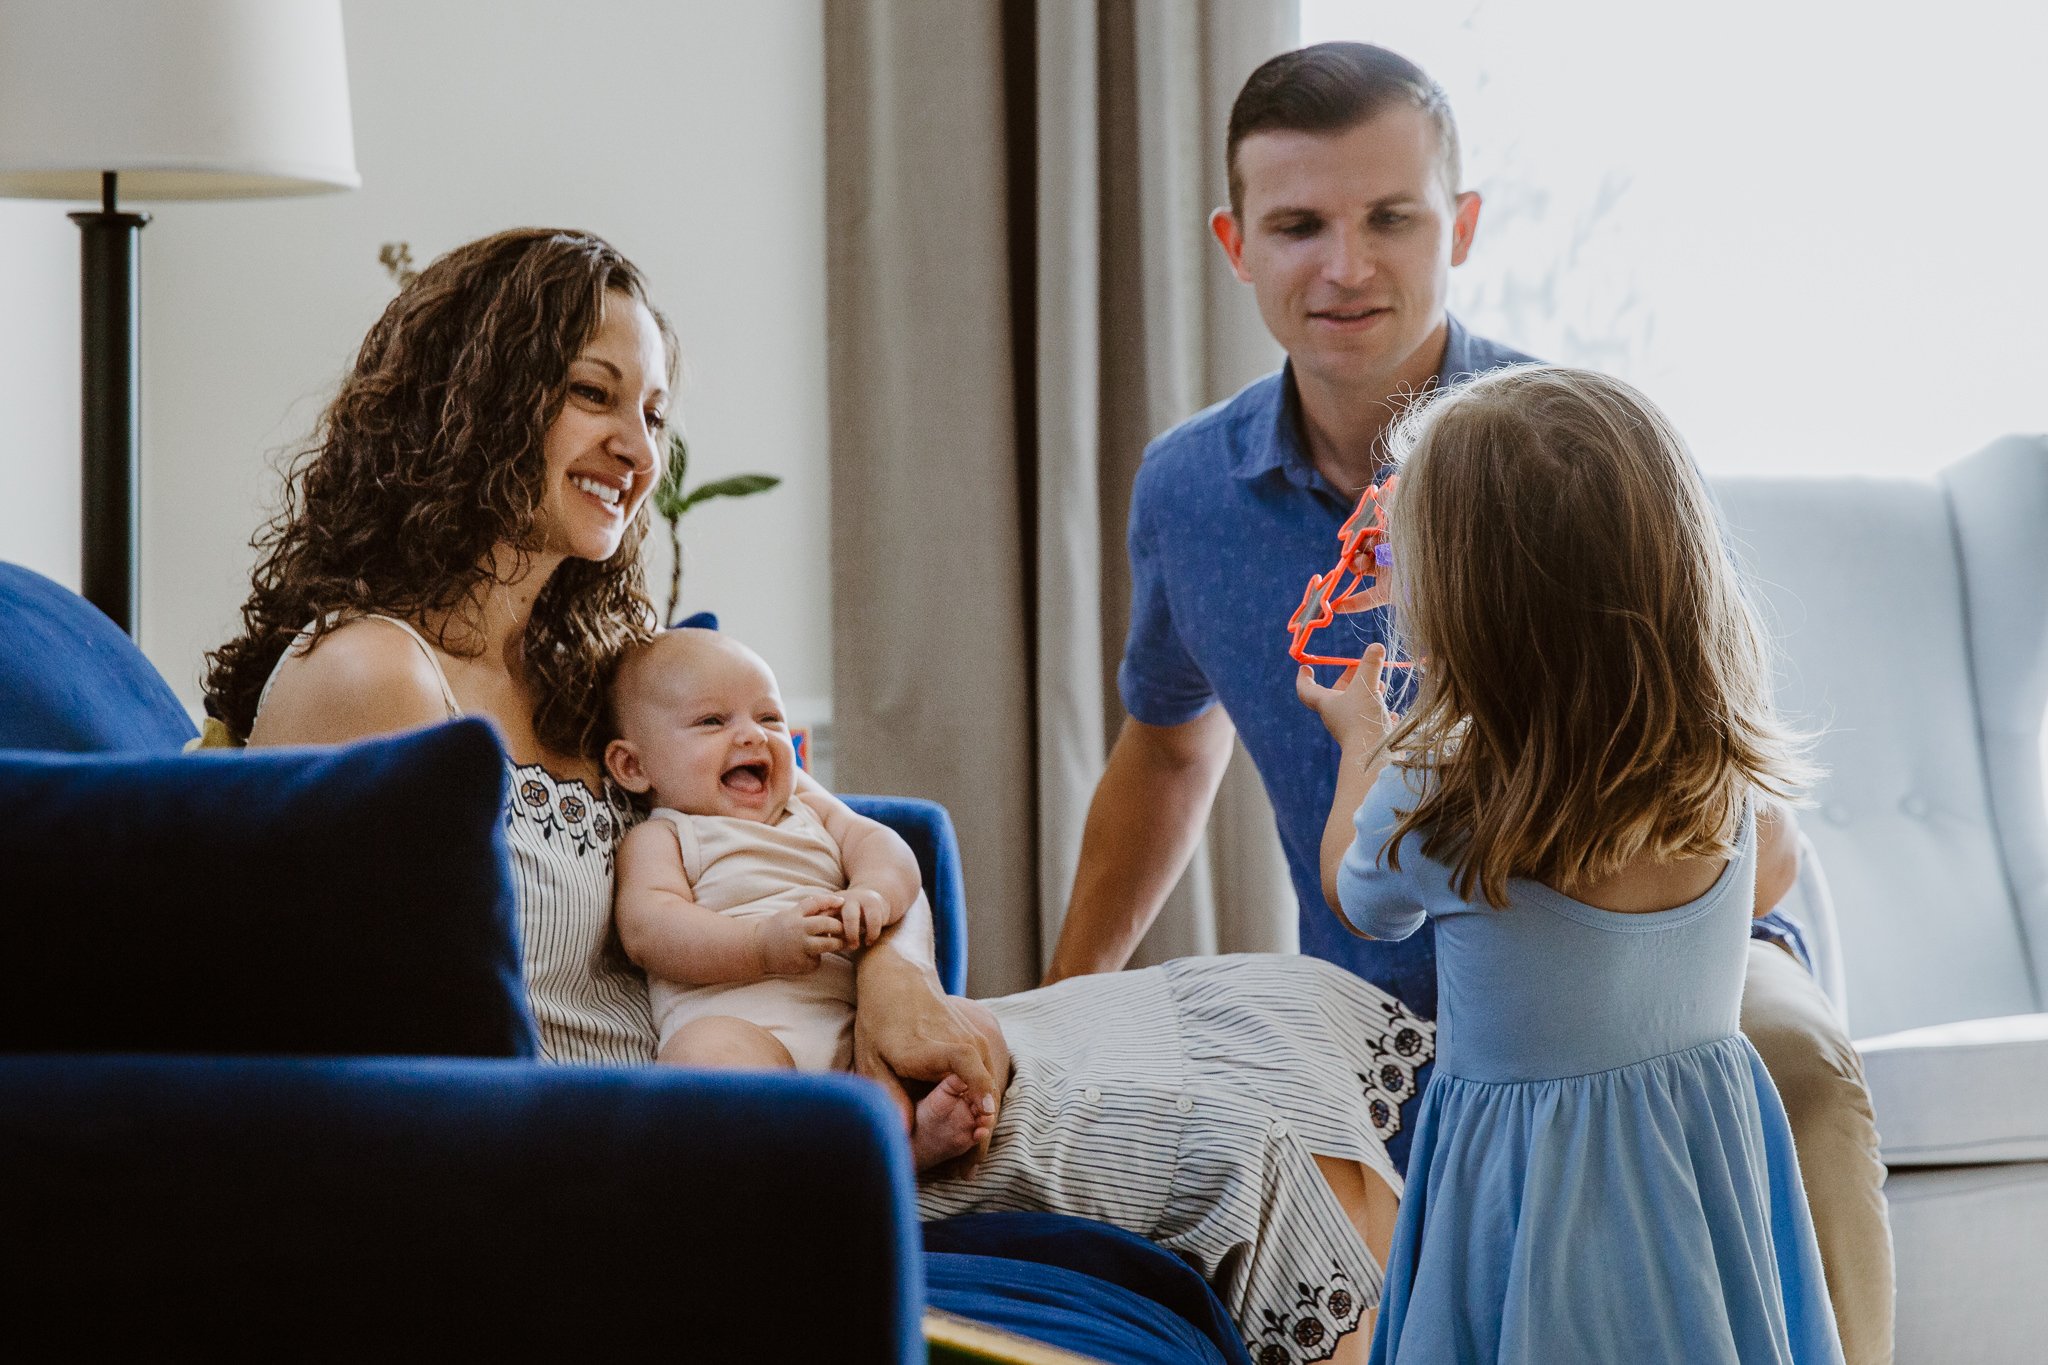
[604,738,652,794]
[1210,206,1253,283]
[1449,190,1482,267]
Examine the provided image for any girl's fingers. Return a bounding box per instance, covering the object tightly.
[1295,663,1327,708]
[1351,643,1386,694]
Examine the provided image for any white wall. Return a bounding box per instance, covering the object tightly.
[0,201,80,590]
[0,0,833,726]
[1301,0,2048,479]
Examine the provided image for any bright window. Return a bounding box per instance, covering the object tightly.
[1301,1,2048,477]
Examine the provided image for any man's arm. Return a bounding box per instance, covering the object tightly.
[1755,799,1799,917]
[1041,706,1237,985]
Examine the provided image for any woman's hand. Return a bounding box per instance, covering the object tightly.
[756,896,847,976]
[853,947,1001,1178]
[1296,643,1396,750]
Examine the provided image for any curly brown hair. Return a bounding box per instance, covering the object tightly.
[203,228,678,757]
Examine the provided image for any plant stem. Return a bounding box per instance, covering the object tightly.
[666,516,683,625]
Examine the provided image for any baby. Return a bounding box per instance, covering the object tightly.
[605,628,994,1171]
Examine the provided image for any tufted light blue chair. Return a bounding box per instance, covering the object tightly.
[1715,436,2048,1365]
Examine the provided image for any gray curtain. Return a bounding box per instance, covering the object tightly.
[827,0,1299,998]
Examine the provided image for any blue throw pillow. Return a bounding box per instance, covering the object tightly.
[0,719,537,1057]
[0,561,198,752]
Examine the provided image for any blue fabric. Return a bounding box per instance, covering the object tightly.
[925,1213,1251,1365]
[675,609,720,630]
[1117,318,1535,1169]
[928,1254,1226,1365]
[0,560,197,752]
[844,795,969,996]
[1751,906,1814,972]
[1338,766,1843,1364]
[0,719,537,1058]
[0,1056,924,1361]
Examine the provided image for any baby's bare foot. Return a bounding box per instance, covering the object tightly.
[911,1073,989,1173]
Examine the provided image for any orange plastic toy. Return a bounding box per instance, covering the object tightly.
[1287,477,1414,674]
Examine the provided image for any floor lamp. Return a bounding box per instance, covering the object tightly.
[0,0,358,638]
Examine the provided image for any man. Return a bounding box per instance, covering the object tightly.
[1043,42,1892,1364]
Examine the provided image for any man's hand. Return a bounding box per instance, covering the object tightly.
[756,896,847,976]
[852,948,1000,1177]
[1296,643,1396,750]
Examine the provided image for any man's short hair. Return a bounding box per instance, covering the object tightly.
[1226,42,1461,217]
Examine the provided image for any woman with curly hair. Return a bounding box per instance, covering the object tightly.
[209,228,997,1104]
[213,228,1430,1364]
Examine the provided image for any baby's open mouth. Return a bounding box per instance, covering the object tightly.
[722,761,770,796]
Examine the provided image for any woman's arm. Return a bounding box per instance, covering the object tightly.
[790,772,1001,1168]
[851,887,1002,1175]
[246,620,455,747]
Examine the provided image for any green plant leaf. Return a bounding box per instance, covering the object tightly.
[652,433,691,521]
[677,473,782,513]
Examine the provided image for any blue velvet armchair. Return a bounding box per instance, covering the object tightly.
[0,562,1245,1365]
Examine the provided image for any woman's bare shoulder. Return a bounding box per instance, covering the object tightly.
[247,617,452,747]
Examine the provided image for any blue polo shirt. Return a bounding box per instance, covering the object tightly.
[1119,315,1535,1165]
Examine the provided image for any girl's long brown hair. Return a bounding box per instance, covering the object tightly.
[1376,366,1815,907]
[203,228,677,757]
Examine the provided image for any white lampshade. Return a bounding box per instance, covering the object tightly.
[0,0,358,200]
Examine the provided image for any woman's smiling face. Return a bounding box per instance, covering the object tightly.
[536,291,670,564]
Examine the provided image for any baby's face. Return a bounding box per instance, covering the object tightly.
[608,633,797,822]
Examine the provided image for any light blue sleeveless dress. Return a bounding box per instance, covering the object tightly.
[1336,765,1844,1365]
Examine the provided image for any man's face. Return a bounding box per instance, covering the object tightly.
[1216,105,1480,390]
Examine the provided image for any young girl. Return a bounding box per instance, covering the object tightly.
[1301,367,1845,1364]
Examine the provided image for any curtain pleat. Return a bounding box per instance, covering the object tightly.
[827,0,1298,997]
[825,0,1038,996]
[1033,0,1106,959]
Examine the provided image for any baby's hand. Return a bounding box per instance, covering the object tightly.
[757,896,848,976]
[836,887,896,949]
[1296,642,1396,751]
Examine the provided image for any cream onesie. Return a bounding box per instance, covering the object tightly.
[645,794,908,1072]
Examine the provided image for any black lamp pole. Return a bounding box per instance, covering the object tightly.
[68,171,149,637]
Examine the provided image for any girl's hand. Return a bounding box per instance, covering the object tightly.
[756,896,848,975]
[1335,531,1393,614]
[1296,643,1396,752]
